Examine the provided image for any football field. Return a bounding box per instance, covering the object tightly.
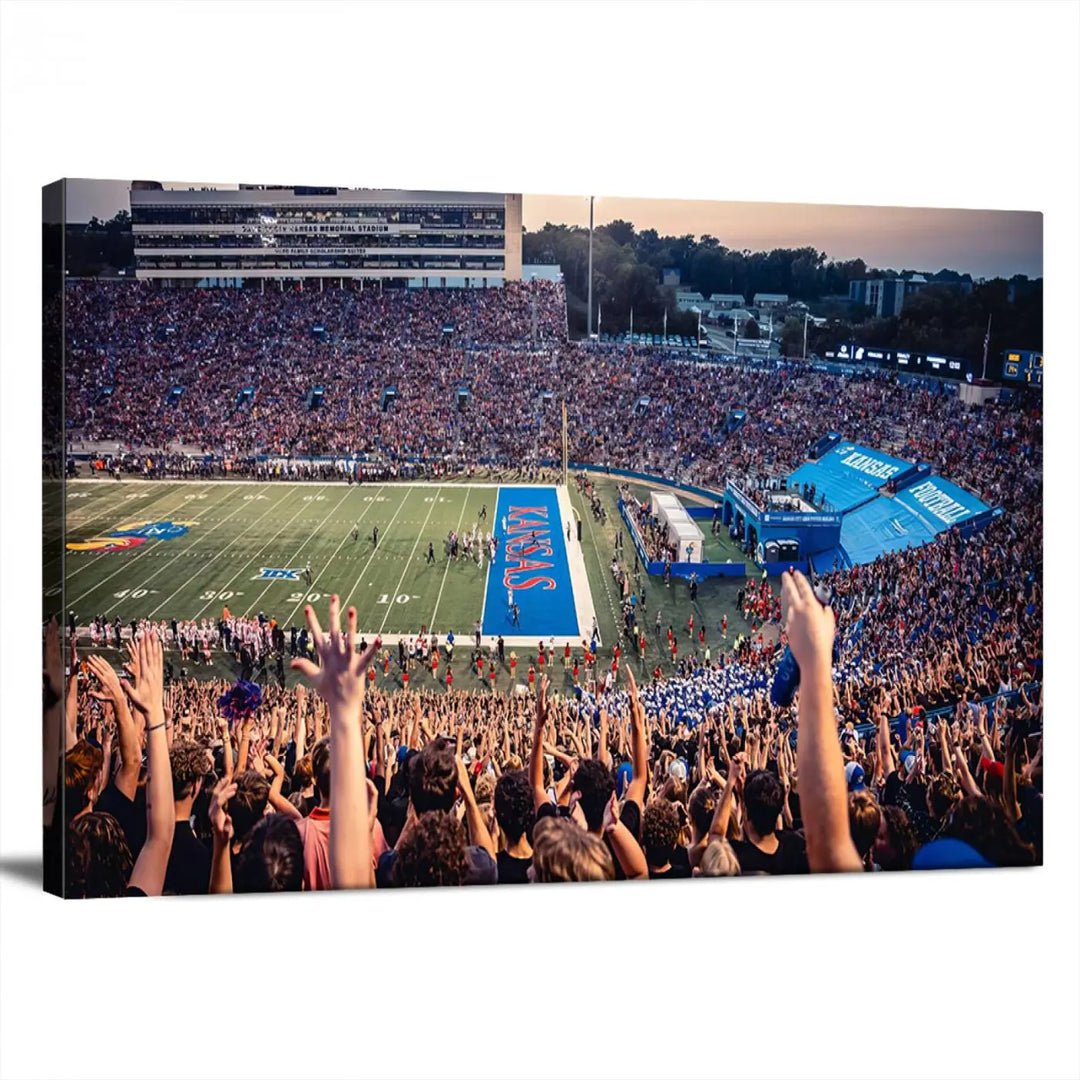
[60,479,597,641]
[56,475,754,687]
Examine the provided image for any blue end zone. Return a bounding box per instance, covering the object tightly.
[484,486,578,637]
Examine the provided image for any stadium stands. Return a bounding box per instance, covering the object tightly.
[59,276,1043,893]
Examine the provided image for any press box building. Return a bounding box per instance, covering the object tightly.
[129,184,524,288]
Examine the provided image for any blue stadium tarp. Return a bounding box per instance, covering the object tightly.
[839,498,938,565]
[788,441,912,513]
[894,475,989,531]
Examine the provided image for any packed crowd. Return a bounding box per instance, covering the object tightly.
[66,279,566,464]
[544,347,1041,519]
[56,280,1043,893]
[65,283,1037,517]
[50,567,1040,899]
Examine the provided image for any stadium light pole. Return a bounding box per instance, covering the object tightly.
[587,195,594,339]
[802,312,809,360]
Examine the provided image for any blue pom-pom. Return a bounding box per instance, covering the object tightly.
[218,680,262,723]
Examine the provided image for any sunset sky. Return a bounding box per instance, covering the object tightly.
[522,195,1042,279]
[66,179,1042,279]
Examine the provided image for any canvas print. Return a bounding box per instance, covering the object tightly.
[42,180,1043,897]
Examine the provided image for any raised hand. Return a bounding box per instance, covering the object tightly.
[602,791,620,835]
[121,632,164,718]
[536,673,550,729]
[208,777,237,842]
[124,639,141,683]
[624,665,644,723]
[86,654,125,705]
[455,745,473,800]
[781,570,835,675]
[290,596,380,719]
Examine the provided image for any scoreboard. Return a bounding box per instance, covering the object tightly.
[1002,349,1043,387]
[822,344,968,379]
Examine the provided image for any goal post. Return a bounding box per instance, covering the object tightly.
[561,400,569,487]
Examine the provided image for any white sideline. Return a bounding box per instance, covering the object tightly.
[557,483,597,646]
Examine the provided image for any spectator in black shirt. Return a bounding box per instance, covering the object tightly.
[730,769,809,875]
[493,769,534,884]
[163,740,213,895]
[227,770,271,870]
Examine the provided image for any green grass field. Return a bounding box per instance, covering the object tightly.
[58,476,756,689]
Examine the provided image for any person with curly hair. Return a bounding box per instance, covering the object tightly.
[164,739,213,895]
[873,804,918,871]
[392,812,470,887]
[67,812,133,898]
[377,737,497,886]
[641,798,692,879]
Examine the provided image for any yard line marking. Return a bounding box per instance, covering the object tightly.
[98,485,301,616]
[428,487,474,631]
[63,482,224,581]
[65,483,231,604]
[378,486,443,635]
[281,485,386,626]
[242,486,355,617]
[170,486,330,620]
[342,487,417,611]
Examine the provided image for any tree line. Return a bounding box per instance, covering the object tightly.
[523,220,1042,359]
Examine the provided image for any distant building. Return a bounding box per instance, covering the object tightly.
[675,289,707,312]
[850,273,976,317]
[848,278,906,318]
[753,293,788,308]
[661,268,681,287]
[708,293,745,310]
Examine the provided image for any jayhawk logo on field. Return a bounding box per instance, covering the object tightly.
[66,520,196,553]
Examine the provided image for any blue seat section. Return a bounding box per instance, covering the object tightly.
[484,486,579,637]
[788,441,912,513]
[839,498,938,565]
